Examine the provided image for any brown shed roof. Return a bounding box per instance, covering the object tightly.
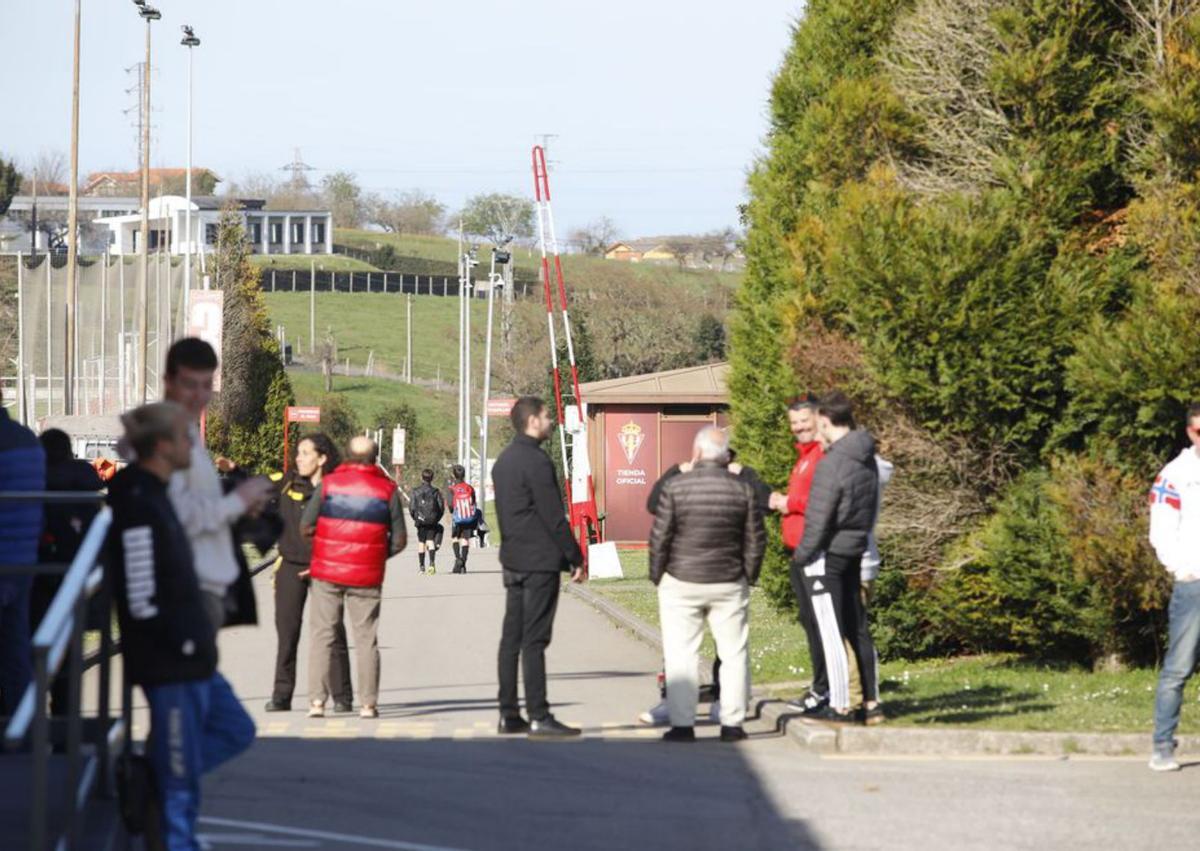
[580,362,729,405]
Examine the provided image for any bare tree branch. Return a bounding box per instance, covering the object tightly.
[882,0,1013,195]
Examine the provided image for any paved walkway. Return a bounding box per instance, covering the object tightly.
[149,546,1200,850]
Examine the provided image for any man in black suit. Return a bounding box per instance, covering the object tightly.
[491,396,584,739]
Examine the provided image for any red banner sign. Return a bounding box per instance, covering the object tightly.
[286,406,321,423]
[486,398,517,418]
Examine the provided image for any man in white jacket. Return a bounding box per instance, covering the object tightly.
[848,453,892,723]
[1149,403,1200,772]
[163,338,274,632]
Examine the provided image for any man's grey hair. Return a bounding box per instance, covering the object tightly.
[347,435,379,464]
[694,426,730,463]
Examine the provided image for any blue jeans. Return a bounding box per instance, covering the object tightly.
[143,673,256,850]
[1153,580,1200,747]
[0,575,33,715]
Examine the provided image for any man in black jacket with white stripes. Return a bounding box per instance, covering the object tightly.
[109,402,254,848]
[491,396,584,739]
[789,392,880,724]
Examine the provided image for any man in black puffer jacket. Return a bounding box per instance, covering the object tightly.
[790,391,880,723]
[650,427,765,743]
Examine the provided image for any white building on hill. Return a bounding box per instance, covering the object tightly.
[96,196,333,256]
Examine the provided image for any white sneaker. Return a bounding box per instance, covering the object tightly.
[709,701,722,724]
[1149,746,1181,772]
[638,699,670,727]
[307,702,325,718]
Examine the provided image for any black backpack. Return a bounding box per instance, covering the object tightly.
[412,485,442,526]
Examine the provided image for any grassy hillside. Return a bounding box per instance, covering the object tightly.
[287,369,511,478]
[252,254,380,273]
[265,292,491,382]
[287,370,456,440]
[334,228,743,296]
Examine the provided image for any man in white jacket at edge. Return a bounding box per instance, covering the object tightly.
[1149,402,1200,772]
[847,454,892,721]
[162,338,275,632]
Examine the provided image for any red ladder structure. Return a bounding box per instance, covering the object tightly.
[531,145,602,570]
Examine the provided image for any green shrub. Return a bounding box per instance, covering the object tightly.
[1046,450,1171,665]
[928,471,1093,661]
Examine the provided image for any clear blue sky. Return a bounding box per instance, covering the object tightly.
[2,0,800,238]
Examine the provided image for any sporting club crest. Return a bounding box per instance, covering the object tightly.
[618,421,646,466]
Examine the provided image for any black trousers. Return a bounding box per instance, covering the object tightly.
[497,569,561,721]
[789,558,828,698]
[273,559,353,705]
[802,552,877,710]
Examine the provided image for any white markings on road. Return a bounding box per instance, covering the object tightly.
[198,817,472,851]
[199,832,318,847]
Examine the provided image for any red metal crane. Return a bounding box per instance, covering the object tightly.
[531,145,601,569]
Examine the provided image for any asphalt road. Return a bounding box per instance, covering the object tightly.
[179,547,1200,851]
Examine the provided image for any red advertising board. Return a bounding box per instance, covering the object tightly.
[283,406,321,472]
[603,408,659,542]
[486,397,517,418]
[286,406,321,423]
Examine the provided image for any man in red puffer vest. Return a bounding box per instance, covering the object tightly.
[302,436,406,719]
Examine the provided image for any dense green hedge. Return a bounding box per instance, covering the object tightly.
[734,0,1200,666]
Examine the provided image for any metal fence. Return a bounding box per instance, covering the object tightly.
[259,267,536,299]
[1,494,122,851]
[14,253,182,425]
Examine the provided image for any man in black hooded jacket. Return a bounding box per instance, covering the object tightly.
[790,392,879,723]
[109,402,255,848]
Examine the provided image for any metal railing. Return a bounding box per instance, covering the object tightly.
[1,493,123,851]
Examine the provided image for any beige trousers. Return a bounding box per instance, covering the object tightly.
[308,579,381,707]
[658,572,751,728]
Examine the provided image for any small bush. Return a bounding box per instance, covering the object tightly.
[927,471,1093,662]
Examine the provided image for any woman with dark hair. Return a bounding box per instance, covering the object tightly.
[265,433,354,712]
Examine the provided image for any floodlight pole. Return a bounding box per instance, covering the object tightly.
[64,0,82,414]
[181,25,201,337]
[134,1,160,404]
[478,249,501,504]
[456,228,464,464]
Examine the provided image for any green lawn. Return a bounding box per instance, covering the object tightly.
[587,550,1193,734]
[253,255,380,273]
[286,369,511,481]
[266,292,490,382]
[286,369,456,440]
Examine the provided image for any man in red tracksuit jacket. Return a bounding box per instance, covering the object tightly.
[770,399,827,715]
[302,436,406,720]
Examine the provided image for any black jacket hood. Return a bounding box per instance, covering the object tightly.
[832,429,877,465]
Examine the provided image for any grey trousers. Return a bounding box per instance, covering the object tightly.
[308,579,381,707]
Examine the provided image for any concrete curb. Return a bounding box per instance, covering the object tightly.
[567,583,663,650]
[756,698,1200,757]
[572,582,1193,758]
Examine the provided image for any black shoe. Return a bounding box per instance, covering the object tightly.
[720,725,748,742]
[804,705,855,725]
[861,704,885,726]
[787,691,829,717]
[498,716,531,735]
[662,726,696,742]
[264,700,291,712]
[529,715,582,739]
[333,701,353,714]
